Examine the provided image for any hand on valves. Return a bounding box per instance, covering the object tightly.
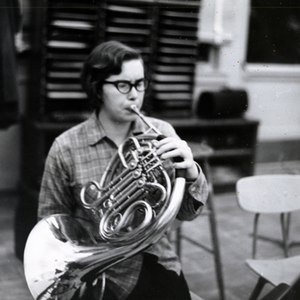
[155,137,199,181]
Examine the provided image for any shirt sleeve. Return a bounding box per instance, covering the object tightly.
[38,139,75,220]
[176,162,209,221]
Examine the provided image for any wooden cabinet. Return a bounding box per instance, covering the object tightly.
[168,117,260,192]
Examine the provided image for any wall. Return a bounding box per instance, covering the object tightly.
[0,125,20,190]
[0,51,26,191]
[194,0,300,162]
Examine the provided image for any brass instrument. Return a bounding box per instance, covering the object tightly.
[23,105,186,300]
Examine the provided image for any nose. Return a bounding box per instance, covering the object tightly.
[127,86,139,100]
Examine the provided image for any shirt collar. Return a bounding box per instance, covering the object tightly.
[86,111,107,146]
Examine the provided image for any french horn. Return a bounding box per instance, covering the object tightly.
[23,105,186,300]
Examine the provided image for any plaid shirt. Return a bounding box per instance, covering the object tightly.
[38,111,208,300]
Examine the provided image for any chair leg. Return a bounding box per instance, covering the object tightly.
[176,226,182,259]
[204,160,226,300]
[248,277,268,300]
[280,213,289,257]
[285,212,291,241]
[176,157,226,300]
[206,193,226,300]
[252,214,260,259]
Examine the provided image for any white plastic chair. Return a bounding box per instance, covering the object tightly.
[190,291,205,300]
[236,174,300,259]
[245,255,300,300]
[236,174,300,299]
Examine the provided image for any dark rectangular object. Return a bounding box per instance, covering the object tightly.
[197,89,248,119]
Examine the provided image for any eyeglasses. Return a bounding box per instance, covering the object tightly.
[103,78,149,94]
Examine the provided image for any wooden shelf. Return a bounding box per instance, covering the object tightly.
[28,117,259,130]
[175,118,259,192]
[166,117,260,128]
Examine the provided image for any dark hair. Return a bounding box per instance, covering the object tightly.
[81,41,143,111]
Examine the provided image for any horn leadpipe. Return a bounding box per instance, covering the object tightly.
[130,105,162,135]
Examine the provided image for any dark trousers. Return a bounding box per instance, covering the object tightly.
[102,253,192,300]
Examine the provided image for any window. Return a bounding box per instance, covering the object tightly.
[247,0,300,64]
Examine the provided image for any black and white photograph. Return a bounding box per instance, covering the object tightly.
[1,0,300,299]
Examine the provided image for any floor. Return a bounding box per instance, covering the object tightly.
[0,192,32,300]
[1,161,300,300]
[181,160,300,300]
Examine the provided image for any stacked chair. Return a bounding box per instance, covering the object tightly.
[236,174,300,300]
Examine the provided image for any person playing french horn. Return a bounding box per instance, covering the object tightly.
[37,41,209,300]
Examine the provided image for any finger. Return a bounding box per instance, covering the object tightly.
[173,161,187,169]
[156,140,186,156]
[160,148,183,160]
[156,137,181,148]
